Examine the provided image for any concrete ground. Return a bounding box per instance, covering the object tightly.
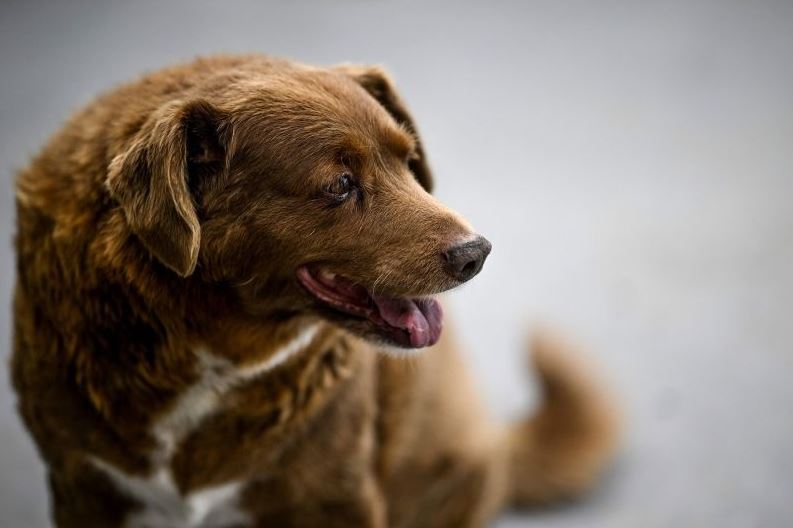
[1,1,791,526]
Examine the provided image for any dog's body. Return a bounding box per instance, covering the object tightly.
[13,55,617,527]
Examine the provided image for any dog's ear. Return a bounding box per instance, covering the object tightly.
[335,65,434,192]
[106,99,226,277]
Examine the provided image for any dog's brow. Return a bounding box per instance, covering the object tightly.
[385,125,416,159]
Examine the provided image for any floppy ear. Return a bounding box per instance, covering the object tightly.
[335,65,434,193]
[106,99,225,277]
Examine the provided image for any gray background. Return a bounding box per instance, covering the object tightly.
[1,1,792,526]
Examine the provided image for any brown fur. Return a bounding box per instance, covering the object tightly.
[12,54,619,527]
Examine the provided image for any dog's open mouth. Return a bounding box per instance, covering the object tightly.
[297,266,443,348]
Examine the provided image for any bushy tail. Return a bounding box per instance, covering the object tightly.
[506,331,621,506]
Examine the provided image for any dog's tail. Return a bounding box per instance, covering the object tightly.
[505,330,621,506]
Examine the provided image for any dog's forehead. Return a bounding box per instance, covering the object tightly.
[299,70,416,153]
[295,70,396,130]
[232,70,412,159]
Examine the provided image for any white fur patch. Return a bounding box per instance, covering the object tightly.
[152,324,318,464]
[92,324,319,527]
[92,461,249,528]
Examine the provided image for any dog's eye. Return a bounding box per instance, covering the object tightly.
[327,173,355,202]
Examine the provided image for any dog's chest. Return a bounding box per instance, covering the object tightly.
[90,461,249,528]
[92,325,319,528]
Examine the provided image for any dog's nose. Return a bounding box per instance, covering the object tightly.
[442,235,492,282]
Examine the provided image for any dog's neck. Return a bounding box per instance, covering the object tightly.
[192,310,318,365]
[75,264,325,446]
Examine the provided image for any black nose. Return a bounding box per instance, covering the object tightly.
[442,235,492,282]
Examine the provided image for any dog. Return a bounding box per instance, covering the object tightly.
[13,54,619,527]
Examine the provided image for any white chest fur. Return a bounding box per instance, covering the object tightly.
[92,325,319,528]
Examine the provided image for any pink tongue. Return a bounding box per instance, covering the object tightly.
[372,296,443,348]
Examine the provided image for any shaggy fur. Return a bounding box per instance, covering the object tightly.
[13,54,619,527]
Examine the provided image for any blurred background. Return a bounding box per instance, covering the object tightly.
[1,1,792,526]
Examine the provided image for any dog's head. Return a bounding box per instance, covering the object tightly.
[107,62,490,349]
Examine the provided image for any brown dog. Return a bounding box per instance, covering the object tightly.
[13,54,618,527]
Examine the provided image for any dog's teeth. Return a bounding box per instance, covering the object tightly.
[320,270,336,280]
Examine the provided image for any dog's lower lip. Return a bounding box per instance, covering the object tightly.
[296,266,443,348]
